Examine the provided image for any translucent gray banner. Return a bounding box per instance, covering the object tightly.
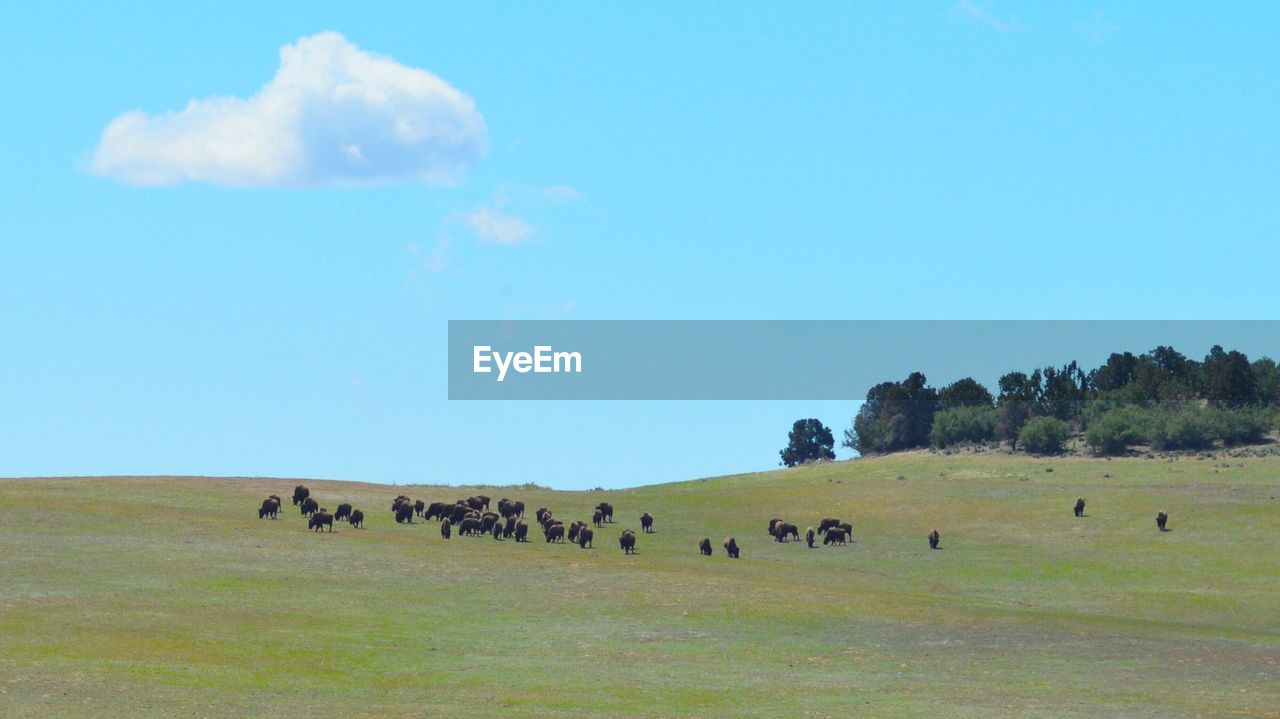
[447,320,1278,400]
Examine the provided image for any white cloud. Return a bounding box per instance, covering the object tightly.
[955,1,1024,32]
[463,206,532,245]
[91,32,487,187]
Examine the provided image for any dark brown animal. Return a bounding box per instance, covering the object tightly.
[592,510,603,527]
[837,522,853,540]
[309,510,333,532]
[424,501,448,521]
[817,518,840,534]
[640,512,654,533]
[1157,511,1168,531]
[440,518,452,539]
[300,497,319,517]
[448,504,471,524]
[391,495,410,511]
[492,521,503,539]
[775,522,799,542]
[928,529,940,549]
[480,515,498,534]
[459,517,482,536]
[395,503,414,524]
[699,537,713,556]
[823,528,846,546]
[414,500,426,517]
[805,527,815,548]
[535,507,550,524]
[349,509,364,528]
[545,523,565,543]
[567,521,583,544]
[514,521,529,542]
[1074,498,1086,517]
[476,495,491,511]
[269,494,282,506]
[723,536,739,558]
[619,530,637,554]
[292,485,310,506]
[466,496,485,511]
[595,502,614,522]
[578,527,594,548]
[768,517,783,536]
[504,516,517,538]
[512,500,525,517]
[334,503,353,522]
[258,498,280,519]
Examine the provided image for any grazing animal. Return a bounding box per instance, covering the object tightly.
[459,517,482,536]
[492,521,503,539]
[592,510,603,527]
[424,501,447,521]
[1074,498,1086,517]
[619,530,637,554]
[414,500,425,517]
[768,517,783,537]
[448,504,471,524]
[440,518,452,539]
[349,509,364,528]
[723,536,739,559]
[823,528,846,546]
[568,521,584,544]
[334,503,353,522]
[292,485,310,506]
[258,498,280,519]
[578,527,594,548]
[640,512,654,533]
[513,500,525,517]
[300,497,319,517]
[498,499,514,518]
[775,523,799,543]
[699,537,713,556]
[595,502,614,523]
[837,522,853,540]
[928,529,940,549]
[480,515,498,534]
[269,494,282,506]
[805,527,815,548]
[465,496,485,511]
[309,510,333,532]
[391,495,410,511]
[1157,510,1168,531]
[395,503,414,524]
[504,516,517,539]
[545,523,565,543]
[514,521,529,542]
[817,518,840,534]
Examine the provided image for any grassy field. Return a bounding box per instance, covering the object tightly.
[2,452,1278,718]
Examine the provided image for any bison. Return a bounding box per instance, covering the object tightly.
[395,503,414,524]
[1074,498,1086,517]
[492,521,503,540]
[837,522,853,540]
[592,510,603,527]
[775,522,799,543]
[640,512,654,533]
[1157,510,1168,531]
[512,500,525,518]
[480,514,498,534]
[448,504,471,524]
[414,499,426,517]
[723,536,740,559]
[928,529,940,549]
[567,521,583,544]
[817,518,841,534]
[292,485,310,506]
[391,495,411,511]
[504,516,517,539]
[535,507,550,524]
[823,528,846,546]
[459,517,482,536]
[805,526,815,548]
[258,498,280,519]
[595,502,614,523]
[309,510,333,532]
[578,527,594,548]
[545,523,565,543]
[619,530,637,554]
[424,501,448,521]
[768,517,783,537]
[334,503,353,522]
[440,518,452,539]
[699,537,713,556]
[514,521,529,542]
[349,509,364,528]
[300,497,319,517]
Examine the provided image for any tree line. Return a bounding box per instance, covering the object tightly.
[780,345,1280,465]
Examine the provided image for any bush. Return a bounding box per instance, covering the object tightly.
[1018,416,1071,455]
[931,405,999,448]
[1085,405,1152,455]
[1149,405,1218,451]
[1213,406,1272,446]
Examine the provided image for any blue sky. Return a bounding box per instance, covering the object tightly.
[1,3,1277,488]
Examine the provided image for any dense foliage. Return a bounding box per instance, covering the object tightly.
[779,418,836,467]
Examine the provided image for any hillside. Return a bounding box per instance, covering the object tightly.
[2,454,1278,718]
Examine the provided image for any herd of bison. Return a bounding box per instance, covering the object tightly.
[256,486,1174,558]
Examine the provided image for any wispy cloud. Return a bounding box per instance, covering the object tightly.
[955,1,1025,33]
[1075,12,1119,42]
[462,206,533,245]
[92,32,487,187]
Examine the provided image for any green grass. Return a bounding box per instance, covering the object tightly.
[2,452,1278,718]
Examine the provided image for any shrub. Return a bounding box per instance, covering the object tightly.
[931,405,999,448]
[1085,405,1152,455]
[1149,405,1217,451]
[1213,406,1272,446]
[1018,416,1071,455]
